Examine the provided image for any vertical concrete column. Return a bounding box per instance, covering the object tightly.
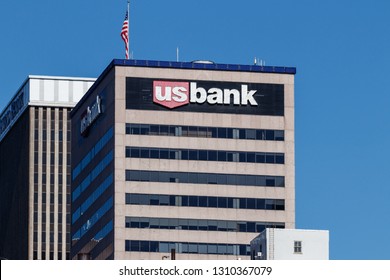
[46,108,51,259]
[284,78,295,229]
[53,108,59,259]
[62,108,68,259]
[37,107,43,259]
[28,107,35,259]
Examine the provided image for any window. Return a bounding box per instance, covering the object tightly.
[140,125,150,135]
[160,150,169,159]
[199,150,207,160]
[150,149,159,158]
[218,151,226,161]
[189,196,198,207]
[72,150,113,202]
[72,196,113,241]
[150,125,159,135]
[199,196,208,207]
[160,125,169,136]
[175,126,182,136]
[72,173,113,224]
[217,128,227,138]
[294,241,302,254]
[218,197,227,208]
[189,150,198,160]
[140,149,149,158]
[208,151,217,161]
[247,198,256,209]
[188,126,198,137]
[72,127,113,180]
[246,130,256,140]
[208,197,218,208]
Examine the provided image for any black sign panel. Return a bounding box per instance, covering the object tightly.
[126,77,284,116]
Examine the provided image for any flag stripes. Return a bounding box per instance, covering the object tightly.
[121,11,129,59]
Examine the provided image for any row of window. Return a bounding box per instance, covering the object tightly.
[126,147,285,164]
[33,149,70,166]
[33,228,70,242]
[72,150,113,202]
[33,192,70,205]
[125,194,285,210]
[72,127,113,180]
[72,196,113,241]
[126,123,284,141]
[125,240,251,256]
[126,170,285,187]
[33,209,69,223]
[72,173,113,224]
[33,231,67,243]
[126,216,284,233]
[33,251,70,260]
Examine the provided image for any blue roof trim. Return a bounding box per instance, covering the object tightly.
[112,59,296,74]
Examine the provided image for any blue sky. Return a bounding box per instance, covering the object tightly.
[1,0,390,259]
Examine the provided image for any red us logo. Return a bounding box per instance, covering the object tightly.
[153,81,189,109]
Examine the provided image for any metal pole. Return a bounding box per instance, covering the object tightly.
[127,0,130,59]
[171,248,176,260]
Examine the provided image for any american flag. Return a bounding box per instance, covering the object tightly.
[121,11,129,59]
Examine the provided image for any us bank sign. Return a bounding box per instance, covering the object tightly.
[153,81,258,109]
[80,95,102,136]
[126,77,284,116]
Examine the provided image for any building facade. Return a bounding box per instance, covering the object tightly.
[70,59,296,260]
[0,76,94,259]
[250,228,329,260]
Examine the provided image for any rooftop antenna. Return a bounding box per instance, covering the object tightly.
[254,57,266,66]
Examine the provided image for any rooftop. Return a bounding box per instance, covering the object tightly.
[112,59,296,74]
[0,76,95,142]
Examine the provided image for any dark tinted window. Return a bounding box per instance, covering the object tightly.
[125,194,284,211]
[126,123,284,142]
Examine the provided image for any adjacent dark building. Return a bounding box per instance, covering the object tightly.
[0,76,94,259]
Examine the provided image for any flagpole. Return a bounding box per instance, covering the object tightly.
[127,0,130,59]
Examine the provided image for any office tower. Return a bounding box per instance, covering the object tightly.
[70,59,295,260]
[0,76,94,259]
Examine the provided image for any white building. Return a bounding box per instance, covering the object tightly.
[250,228,329,260]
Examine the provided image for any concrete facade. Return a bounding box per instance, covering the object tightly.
[70,59,295,260]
